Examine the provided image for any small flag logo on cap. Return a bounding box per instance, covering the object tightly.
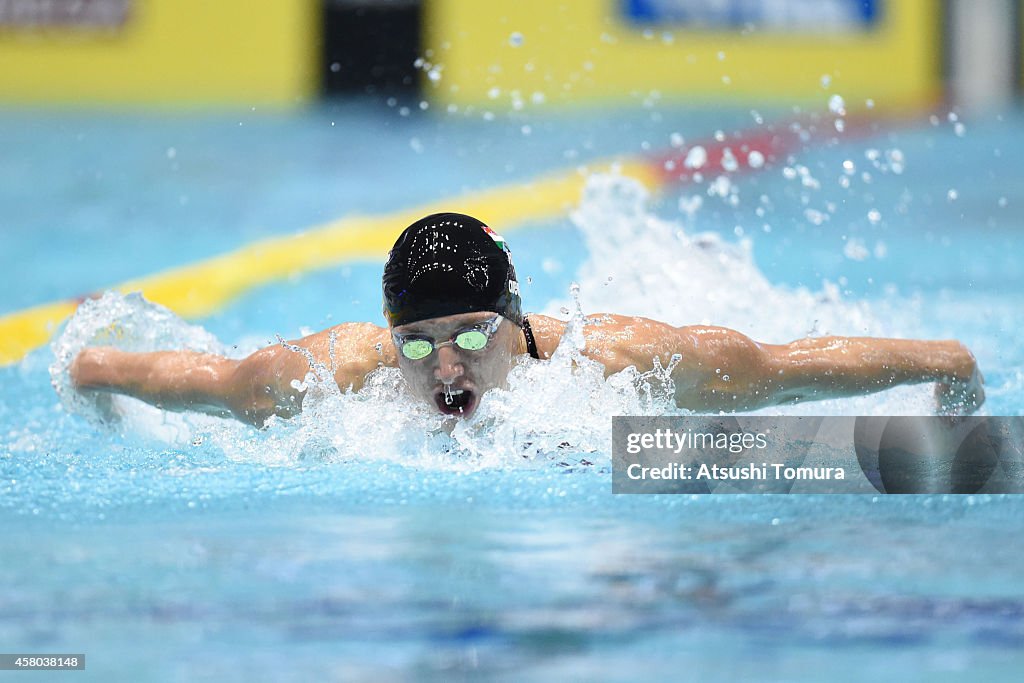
[481,225,509,253]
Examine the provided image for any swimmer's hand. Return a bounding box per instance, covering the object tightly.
[69,347,93,385]
[68,348,124,425]
[934,364,985,416]
[69,347,114,392]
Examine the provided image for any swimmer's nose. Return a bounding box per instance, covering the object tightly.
[434,345,465,384]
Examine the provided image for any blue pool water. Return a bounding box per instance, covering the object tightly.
[2,101,1024,681]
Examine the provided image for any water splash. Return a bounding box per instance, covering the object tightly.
[548,172,936,416]
[49,173,943,469]
[49,291,226,433]
[553,173,883,340]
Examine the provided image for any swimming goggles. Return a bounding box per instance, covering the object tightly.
[393,315,503,361]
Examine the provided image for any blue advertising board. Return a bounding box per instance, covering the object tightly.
[623,0,881,31]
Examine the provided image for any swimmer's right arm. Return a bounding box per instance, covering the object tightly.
[69,323,396,426]
[69,346,307,426]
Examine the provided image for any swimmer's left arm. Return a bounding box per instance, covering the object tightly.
[756,334,984,415]
[575,315,984,414]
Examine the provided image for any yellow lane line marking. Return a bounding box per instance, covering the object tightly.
[0,159,661,365]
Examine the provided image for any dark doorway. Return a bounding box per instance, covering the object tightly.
[322,0,422,97]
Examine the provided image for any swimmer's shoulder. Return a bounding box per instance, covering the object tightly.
[294,322,398,388]
[525,313,673,359]
[525,313,717,360]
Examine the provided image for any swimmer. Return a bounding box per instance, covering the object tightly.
[67,212,985,425]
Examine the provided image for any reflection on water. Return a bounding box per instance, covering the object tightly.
[2,501,1023,679]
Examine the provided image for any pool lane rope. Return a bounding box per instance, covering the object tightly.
[0,113,886,366]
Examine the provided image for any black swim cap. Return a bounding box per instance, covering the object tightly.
[383,212,523,328]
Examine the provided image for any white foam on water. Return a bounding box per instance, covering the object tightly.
[545,172,936,417]
[551,173,882,339]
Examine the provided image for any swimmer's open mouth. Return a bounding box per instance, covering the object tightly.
[433,386,478,416]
